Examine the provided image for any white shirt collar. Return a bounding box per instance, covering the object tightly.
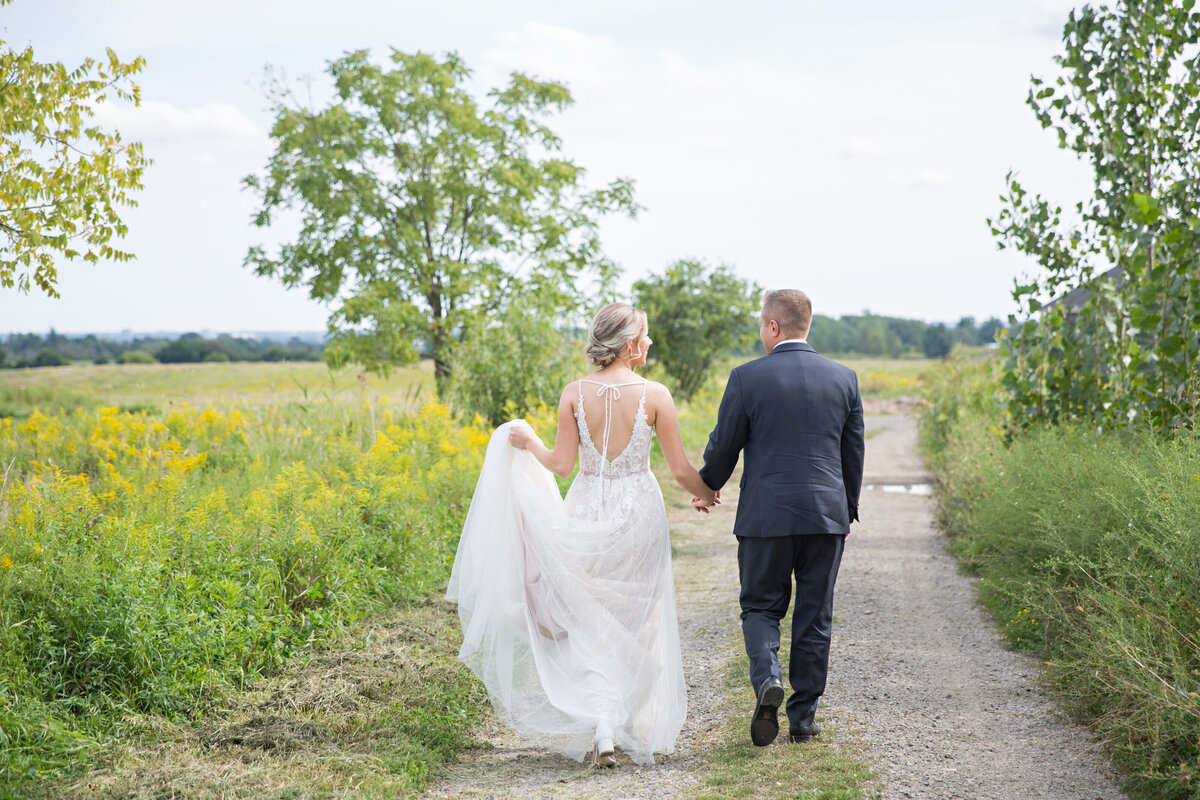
[776,338,808,347]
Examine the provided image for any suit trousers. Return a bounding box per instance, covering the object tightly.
[737,533,845,730]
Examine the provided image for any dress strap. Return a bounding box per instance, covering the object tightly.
[578,379,648,479]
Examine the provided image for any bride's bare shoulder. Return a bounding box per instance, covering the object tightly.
[644,380,677,405]
[557,380,583,408]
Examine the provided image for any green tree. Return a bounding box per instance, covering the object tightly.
[953,316,977,346]
[976,317,1003,345]
[806,314,848,354]
[0,15,149,296]
[851,313,901,356]
[922,323,954,358]
[245,49,637,398]
[991,0,1200,430]
[633,259,760,402]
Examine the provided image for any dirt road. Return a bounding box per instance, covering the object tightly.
[423,414,1128,800]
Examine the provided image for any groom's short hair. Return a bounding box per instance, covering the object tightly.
[762,289,812,338]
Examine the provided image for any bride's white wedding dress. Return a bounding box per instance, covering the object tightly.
[446,380,686,765]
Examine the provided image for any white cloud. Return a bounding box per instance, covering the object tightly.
[998,0,1080,39]
[93,101,264,148]
[838,136,890,160]
[482,23,629,89]
[893,169,955,189]
[658,50,725,91]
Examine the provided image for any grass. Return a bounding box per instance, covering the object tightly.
[0,373,499,798]
[43,601,485,800]
[687,606,879,800]
[835,356,934,399]
[921,356,1200,800]
[0,361,435,418]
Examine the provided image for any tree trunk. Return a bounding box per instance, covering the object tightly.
[432,326,451,400]
[429,283,452,400]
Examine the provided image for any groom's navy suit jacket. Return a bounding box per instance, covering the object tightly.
[699,342,865,537]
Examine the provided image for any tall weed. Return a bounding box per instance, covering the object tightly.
[923,360,1200,799]
[0,399,489,793]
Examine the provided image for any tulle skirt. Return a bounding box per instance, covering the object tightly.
[447,421,687,765]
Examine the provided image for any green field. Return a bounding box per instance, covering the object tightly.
[0,361,436,418]
[0,358,491,798]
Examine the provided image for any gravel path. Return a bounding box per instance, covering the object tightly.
[423,414,1129,800]
[828,415,1127,800]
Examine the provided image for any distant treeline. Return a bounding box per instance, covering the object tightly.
[0,331,323,369]
[0,313,1001,370]
[808,313,1001,358]
[731,313,1000,358]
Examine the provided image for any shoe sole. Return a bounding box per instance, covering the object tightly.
[750,684,785,747]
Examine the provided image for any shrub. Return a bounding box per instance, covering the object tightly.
[116,350,158,364]
[633,259,760,401]
[31,349,67,368]
[448,303,584,426]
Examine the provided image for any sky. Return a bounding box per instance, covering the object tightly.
[0,0,1094,335]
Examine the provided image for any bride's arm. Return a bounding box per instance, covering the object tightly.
[507,384,580,478]
[648,383,718,504]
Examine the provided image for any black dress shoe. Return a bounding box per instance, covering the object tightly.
[750,679,785,747]
[787,722,821,743]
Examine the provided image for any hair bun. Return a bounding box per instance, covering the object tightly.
[586,303,645,368]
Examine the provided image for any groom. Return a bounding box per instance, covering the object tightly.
[695,289,864,746]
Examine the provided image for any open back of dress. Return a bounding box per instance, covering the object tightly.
[447,380,686,766]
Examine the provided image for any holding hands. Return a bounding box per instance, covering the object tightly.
[691,489,720,514]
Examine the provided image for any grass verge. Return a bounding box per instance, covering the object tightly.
[922,356,1200,800]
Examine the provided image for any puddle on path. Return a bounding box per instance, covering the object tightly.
[865,483,934,496]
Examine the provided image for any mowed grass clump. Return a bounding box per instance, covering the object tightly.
[0,398,492,796]
[922,360,1200,800]
[52,603,488,800]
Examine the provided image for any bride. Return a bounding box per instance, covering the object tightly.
[447,302,718,768]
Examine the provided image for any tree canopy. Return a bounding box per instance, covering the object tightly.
[991,0,1200,430]
[633,260,760,401]
[0,20,148,296]
[244,49,637,397]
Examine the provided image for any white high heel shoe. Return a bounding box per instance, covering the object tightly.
[592,722,616,768]
[591,737,616,768]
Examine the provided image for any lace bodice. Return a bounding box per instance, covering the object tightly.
[574,379,653,478]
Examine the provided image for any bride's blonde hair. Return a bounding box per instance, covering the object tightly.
[586,303,647,367]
